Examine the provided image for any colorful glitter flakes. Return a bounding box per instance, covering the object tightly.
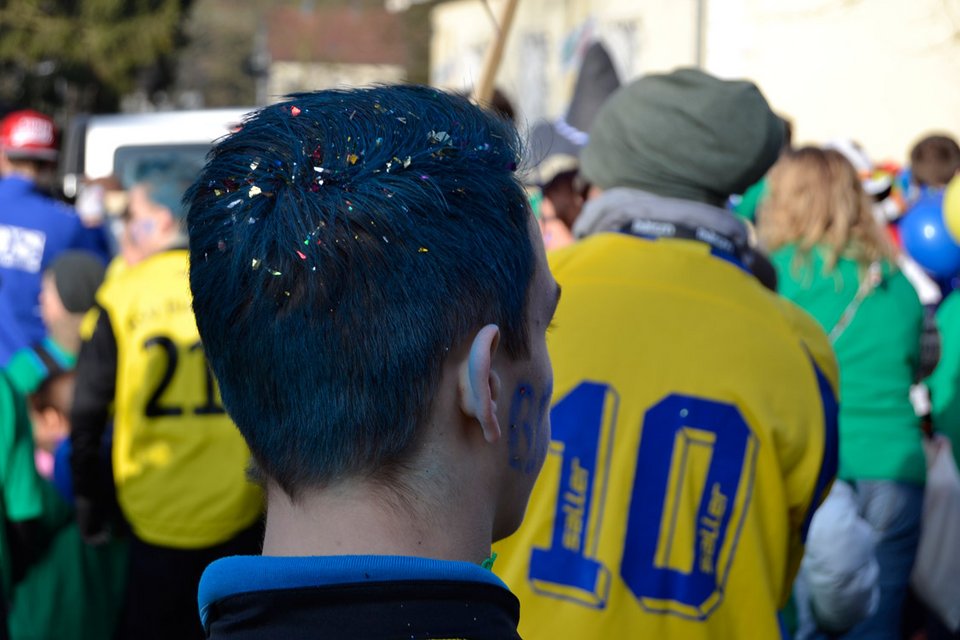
[428,130,451,145]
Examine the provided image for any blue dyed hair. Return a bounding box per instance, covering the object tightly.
[186,85,534,496]
[135,156,200,219]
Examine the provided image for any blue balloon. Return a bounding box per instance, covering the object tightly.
[900,195,960,279]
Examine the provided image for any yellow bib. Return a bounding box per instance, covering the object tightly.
[96,250,262,548]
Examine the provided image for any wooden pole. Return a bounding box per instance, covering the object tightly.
[472,0,520,105]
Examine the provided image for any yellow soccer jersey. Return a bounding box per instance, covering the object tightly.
[95,250,262,548]
[494,233,838,640]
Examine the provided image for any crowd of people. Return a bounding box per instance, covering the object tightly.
[0,48,959,640]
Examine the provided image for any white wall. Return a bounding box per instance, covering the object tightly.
[430,0,702,131]
[430,0,960,163]
[704,0,960,162]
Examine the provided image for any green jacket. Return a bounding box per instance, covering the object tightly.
[5,338,76,397]
[7,480,128,640]
[772,245,926,485]
[0,371,44,598]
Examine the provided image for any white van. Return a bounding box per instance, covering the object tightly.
[60,107,255,198]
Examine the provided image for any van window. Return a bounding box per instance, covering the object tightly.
[114,144,210,188]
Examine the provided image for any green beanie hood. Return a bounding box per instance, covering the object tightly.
[580,68,784,207]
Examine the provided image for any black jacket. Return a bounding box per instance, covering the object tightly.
[199,555,523,640]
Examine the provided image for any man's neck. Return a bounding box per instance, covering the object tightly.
[261,476,494,565]
[49,320,82,356]
[0,157,39,181]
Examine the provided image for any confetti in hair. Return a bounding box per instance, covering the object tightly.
[185,85,534,494]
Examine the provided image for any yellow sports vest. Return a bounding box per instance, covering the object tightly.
[494,234,838,639]
[95,250,262,548]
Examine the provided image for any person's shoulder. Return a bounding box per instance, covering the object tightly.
[199,555,519,639]
[857,262,924,334]
[0,368,26,441]
[6,188,85,241]
[768,243,798,269]
[546,233,614,272]
[552,232,791,309]
[549,232,748,278]
[769,244,825,288]
[0,368,16,405]
[15,184,77,218]
[769,294,838,387]
[937,289,960,321]
[885,265,924,305]
[725,272,836,385]
[93,258,149,311]
[121,249,188,280]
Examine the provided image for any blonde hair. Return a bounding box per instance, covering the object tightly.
[760,147,896,270]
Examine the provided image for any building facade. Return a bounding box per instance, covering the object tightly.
[429,0,960,162]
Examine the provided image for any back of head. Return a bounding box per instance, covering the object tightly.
[580,68,784,206]
[30,370,76,417]
[186,85,534,497]
[48,250,107,314]
[910,134,960,189]
[134,157,199,220]
[29,370,76,453]
[0,109,58,162]
[761,146,894,269]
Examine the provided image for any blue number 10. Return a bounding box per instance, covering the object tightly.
[529,382,617,607]
[528,382,758,620]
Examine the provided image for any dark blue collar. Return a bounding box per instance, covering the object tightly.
[617,218,749,271]
[198,554,509,628]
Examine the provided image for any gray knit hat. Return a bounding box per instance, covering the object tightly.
[580,68,784,206]
[49,251,106,313]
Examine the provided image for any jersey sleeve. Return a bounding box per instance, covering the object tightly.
[70,305,117,503]
[771,296,840,597]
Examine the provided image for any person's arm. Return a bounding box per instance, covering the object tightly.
[1,373,45,580]
[928,293,960,456]
[768,294,841,602]
[69,305,117,544]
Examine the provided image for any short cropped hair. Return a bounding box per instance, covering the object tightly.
[186,86,534,496]
[910,134,960,188]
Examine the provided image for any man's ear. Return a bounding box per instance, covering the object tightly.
[459,324,502,444]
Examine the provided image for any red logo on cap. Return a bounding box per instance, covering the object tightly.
[0,110,58,159]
